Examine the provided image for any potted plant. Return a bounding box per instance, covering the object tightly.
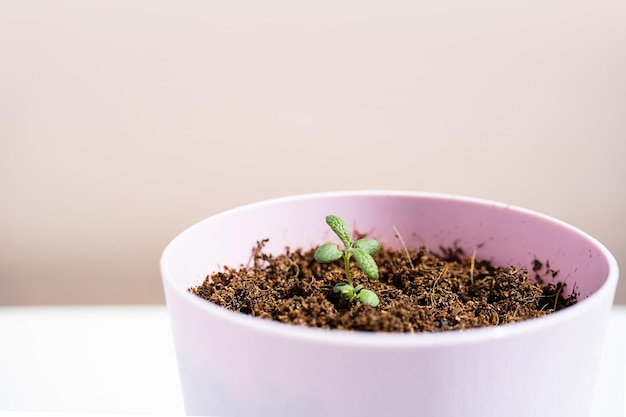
[160,191,619,417]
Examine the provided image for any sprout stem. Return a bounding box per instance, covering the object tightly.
[344,252,353,287]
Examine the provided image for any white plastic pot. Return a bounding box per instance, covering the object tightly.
[160,191,619,417]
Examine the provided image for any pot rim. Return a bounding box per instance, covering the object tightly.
[161,190,619,348]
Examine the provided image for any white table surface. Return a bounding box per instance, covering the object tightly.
[0,305,624,417]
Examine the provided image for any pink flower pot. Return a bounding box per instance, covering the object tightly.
[160,191,619,417]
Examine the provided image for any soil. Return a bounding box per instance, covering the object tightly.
[190,240,578,333]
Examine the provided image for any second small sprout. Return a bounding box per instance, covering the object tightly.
[314,215,381,307]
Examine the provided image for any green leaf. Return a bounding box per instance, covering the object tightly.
[333,282,353,294]
[333,282,355,302]
[354,238,381,256]
[358,289,380,307]
[325,215,352,248]
[314,243,343,263]
[349,247,379,280]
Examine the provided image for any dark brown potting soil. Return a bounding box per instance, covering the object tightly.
[190,240,577,333]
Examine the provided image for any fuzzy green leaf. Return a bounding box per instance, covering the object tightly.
[349,247,379,280]
[325,215,352,248]
[333,282,355,302]
[358,289,380,307]
[333,282,353,294]
[314,242,343,263]
[354,237,381,256]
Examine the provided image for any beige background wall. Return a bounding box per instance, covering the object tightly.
[1,0,625,305]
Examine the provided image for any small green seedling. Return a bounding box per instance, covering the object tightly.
[314,215,381,307]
